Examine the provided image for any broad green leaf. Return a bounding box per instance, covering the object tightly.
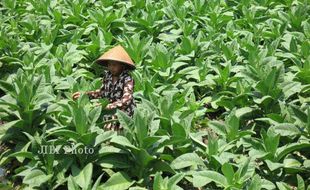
[283,158,301,168]
[262,129,279,159]
[265,160,283,171]
[297,174,305,190]
[276,143,310,161]
[116,109,133,131]
[74,163,93,190]
[153,172,163,190]
[92,174,103,190]
[46,129,80,140]
[290,37,298,52]
[151,160,175,174]
[98,154,131,169]
[94,131,116,147]
[221,162,234,185]
[23,169,53,187]
[72,105,88,134]
[134,108,148,147]
[167,173,184,189]
[130,149,155,175]
[171,123,186,138]
[235,107,255,118]
[261,179,276,190]
[0,80,15,93]
[68,176,80,190]
[89,106,102,125]
[193,172,212,187]
[0,120,22,139]
[171,153,205,169]
[276,182,291,190]
[193,171,228,188]
[8,151,34,160]
[271,123,301,136]
[226,112,239,141]
[110,136,138,150]
[235,158,251,182]
[208,121,226,136]
[289,104,308,123]
[248,174,262,190]
[99,172,134,190]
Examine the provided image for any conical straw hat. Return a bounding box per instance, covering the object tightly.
[96,45,136,70]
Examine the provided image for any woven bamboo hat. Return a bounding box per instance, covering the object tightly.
[96,45,136,70]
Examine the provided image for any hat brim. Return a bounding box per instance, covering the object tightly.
[96,59,136,70]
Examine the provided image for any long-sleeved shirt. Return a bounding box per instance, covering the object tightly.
[86,70,136,130]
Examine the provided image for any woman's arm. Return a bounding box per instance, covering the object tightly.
[87,76,106,100]
[106,79,134,109]
[86,88,103,100]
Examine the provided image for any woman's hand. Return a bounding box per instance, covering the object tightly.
[72,92,81,100]
[106,103,115,110]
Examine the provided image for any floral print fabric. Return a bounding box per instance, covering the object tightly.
[86,69,135,131]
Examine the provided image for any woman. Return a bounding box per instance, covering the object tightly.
[72,45,136,131]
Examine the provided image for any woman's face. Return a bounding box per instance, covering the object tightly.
[107,61,124,76]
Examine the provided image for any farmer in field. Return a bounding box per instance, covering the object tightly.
[72,45,136,131]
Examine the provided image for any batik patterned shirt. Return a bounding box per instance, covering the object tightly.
[86,69,135,130]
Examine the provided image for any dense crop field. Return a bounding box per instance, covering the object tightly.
[0,0,310,189]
